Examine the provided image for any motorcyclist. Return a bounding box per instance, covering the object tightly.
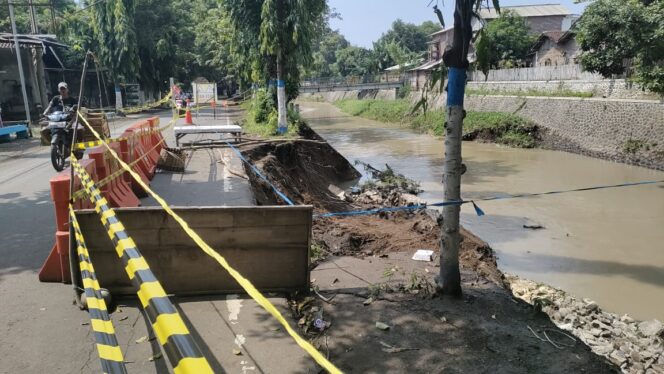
[43,82,78,116]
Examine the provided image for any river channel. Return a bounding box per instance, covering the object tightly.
[300,101,664,322]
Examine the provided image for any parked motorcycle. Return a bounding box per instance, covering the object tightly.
[40,106,84,171]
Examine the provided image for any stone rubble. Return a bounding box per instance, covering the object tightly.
[505,274,664,374]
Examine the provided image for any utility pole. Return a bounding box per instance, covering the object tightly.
[29,1,39,34]
[9,0,34,135]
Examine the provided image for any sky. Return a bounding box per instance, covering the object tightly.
[328,0,589,48]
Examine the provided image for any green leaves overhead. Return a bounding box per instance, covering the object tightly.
[226,0,327,96]
[474,10,534,70]
[91,0,140,81]
[576,0,664,96]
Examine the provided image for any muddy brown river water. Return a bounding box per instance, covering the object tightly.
[301,101,664,322]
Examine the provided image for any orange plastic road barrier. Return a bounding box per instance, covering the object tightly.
[88,143,141,208]
[119,137,149,198]
[39,159,97,283]
[123,126,156,180]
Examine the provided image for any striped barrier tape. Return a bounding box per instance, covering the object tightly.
[78,107,342,373]
[71,160,214,374]
[118,92,173,115]
[70,206,128,374]
[71,133,167,201]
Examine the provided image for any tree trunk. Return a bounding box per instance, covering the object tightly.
[276,54,288,134]
[438,71,465,297]
[437,0,473,297]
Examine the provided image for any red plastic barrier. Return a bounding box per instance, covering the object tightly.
[124,123,156,180]
[147,117,165,154]
[39,117,168,284]
[119,137,149,197]
[39,160,97,283]
[88,142,141,208]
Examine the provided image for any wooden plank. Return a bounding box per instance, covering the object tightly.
[76,206,312,296]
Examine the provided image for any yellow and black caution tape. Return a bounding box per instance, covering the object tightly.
[74,116,178,151]
[118,92,173,114]
[78,112,342,373]
[72,160,214,374]
[71,135,166,201]
[71,206,128,374]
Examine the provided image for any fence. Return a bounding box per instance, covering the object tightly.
[300,72,405,88]
[467,64,606,82]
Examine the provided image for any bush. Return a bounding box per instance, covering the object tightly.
[243,89,301,138]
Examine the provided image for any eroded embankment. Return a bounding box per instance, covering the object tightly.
[240,124,502,282]
[236,124,617,373]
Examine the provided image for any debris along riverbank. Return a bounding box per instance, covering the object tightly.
[237,123,614,373]
[508,276,664,373]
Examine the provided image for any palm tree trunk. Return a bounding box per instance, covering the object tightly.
[276,53,288,134]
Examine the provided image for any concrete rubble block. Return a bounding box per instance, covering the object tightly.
[610,350,628,366]
[637,320,663,338]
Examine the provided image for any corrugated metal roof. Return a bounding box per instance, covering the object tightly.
[480,4,571,19]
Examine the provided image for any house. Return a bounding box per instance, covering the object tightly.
[478,4,577,35]
[408,4,579,87]
[529,30,579,66]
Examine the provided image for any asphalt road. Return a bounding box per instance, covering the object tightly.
[0,109,313,374]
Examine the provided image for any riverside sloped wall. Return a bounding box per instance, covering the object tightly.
[413,92,664,170]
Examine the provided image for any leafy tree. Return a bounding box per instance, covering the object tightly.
[373,19,441,69]
[335,46,376,76]
[376,19,439,55]
[481,10,534,68]
[307,27,350,77]
[576,0,664,96]
[90,0,140,82]
[418,20,443,37]
[226,0,327,132]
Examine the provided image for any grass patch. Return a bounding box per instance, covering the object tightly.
[466,87,594,98]
[241,89,301,138]
[334,99,539,148]
[623,139,656,154]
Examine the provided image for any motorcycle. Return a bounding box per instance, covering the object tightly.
[41,106,84,172]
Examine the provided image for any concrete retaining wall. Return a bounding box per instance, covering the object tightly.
[466,79,660,101]
[300,88,398,102]
[412,92,664,170]
[301,87,664,170]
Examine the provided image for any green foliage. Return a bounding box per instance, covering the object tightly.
[577,0,664,96]
[623,139,656,154]
[90,0,140,82]
[335,46,376,76]
[1,0,76,34]
[243,89,301,137]
[226,0,327,99]
[479,10,535,69]
[305,19,439,78]
[335,99,538,148]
